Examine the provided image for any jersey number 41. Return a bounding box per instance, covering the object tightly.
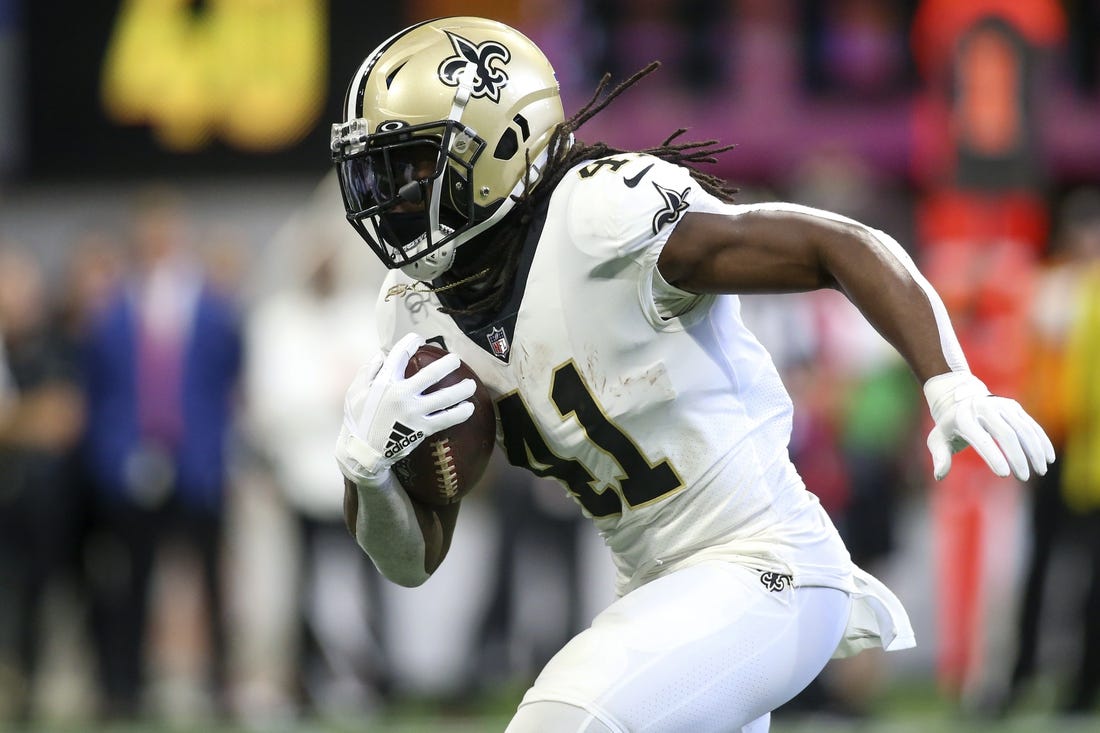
[497,361,683,518]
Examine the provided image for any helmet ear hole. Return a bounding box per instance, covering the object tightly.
[493,128,519,160]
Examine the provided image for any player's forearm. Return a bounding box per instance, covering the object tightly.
[342,475,459,584]
[343,474,433,587]
[816,221,964,384]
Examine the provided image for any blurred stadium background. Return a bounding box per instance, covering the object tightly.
[2,0,1100,731]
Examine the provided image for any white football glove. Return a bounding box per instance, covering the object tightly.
[336,332,475,485]
[924,371,1055,481]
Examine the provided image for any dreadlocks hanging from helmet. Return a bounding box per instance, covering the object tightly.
[432,61,742,317]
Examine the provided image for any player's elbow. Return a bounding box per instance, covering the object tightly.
[362,547,433,587]
[806,219,879,291]
[376,559,432,588]
[387,568,432,588]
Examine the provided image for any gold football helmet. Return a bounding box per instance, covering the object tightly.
[331,17,564,280]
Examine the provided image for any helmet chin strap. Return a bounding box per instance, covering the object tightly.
[399,226,456,280]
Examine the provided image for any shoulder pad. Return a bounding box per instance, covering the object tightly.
[558,154,698,260]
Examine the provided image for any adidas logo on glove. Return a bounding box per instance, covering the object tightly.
[384,421,425,458]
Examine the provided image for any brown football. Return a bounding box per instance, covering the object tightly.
[392,344,496,506]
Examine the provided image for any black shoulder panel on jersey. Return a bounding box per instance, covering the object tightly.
[439,196,550,363]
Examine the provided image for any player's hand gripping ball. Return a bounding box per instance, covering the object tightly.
[393,345,496,505]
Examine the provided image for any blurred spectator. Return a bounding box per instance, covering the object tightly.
[200,225,252,300]
[54,231,126,344]
[79,188,242,720]
[908,2,1066,697]
[0,242,86,723]
[243,237,392,716]
[1004,187,1100,715]
[469,463,590,693]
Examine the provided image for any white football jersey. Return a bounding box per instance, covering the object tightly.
[375,154,859,598]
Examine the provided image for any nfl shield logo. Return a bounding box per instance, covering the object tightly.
[487,326,510,359]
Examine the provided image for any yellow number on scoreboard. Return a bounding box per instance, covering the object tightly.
[100,0,327,153]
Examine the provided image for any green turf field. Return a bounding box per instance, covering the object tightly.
[11,679,1100,733]
[10,713,1100,733]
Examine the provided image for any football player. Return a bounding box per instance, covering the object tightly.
[330,17,1054,733]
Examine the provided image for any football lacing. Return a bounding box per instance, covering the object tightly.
[431,438,460,499]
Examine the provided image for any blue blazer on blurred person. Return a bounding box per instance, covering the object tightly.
[81,281,241,513]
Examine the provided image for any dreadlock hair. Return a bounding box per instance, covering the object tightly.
[436,62,738,317]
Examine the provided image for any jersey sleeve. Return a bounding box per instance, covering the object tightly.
[560,153,727,325]
[562,154,704,262]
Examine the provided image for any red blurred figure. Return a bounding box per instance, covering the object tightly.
[911,0,1065,699]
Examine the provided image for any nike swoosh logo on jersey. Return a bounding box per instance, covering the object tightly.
[623,163,655,188]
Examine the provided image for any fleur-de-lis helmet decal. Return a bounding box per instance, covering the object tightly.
[438,31,511,103]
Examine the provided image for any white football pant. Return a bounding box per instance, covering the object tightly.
[505,560,851,732]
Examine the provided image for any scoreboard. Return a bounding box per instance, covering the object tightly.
[23,0,403,181]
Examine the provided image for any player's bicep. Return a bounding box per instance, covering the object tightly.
[658,208,854,294]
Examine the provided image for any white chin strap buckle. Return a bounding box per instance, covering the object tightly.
[399,229,456,281]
